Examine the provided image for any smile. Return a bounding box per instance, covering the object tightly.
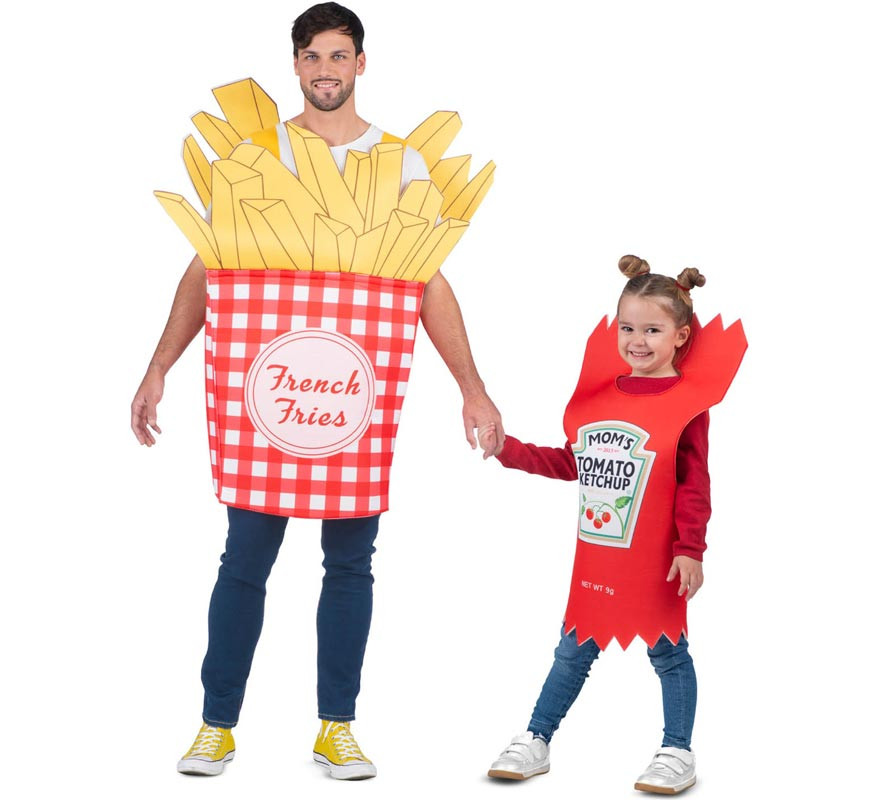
[312,81,340,89]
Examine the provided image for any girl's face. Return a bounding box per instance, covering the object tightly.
[617,294,690,378]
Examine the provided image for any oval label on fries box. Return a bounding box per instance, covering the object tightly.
[245,329,377,458]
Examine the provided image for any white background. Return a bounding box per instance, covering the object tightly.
[3,1,878,797]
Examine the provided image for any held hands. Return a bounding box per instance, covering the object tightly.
[667,555,704,600]
[463,392,505,459]
[131,366,165,446]
[477,422,500,460]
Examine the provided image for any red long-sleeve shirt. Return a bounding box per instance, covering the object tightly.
[497,375,711,560]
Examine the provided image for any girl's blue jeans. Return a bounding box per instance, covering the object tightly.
[200,506,380,727]
[528,626,697,749]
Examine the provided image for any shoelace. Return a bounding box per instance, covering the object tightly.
[188,726,224,756]
[328,724,366,762]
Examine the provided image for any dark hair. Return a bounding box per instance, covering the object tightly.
[292,3,365,56]
[617,254,705,328]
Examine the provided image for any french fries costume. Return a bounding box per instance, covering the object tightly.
[561,316,746,649]
[156,79,493,518]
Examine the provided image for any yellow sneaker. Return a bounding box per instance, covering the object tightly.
[177,723,235,776]
[312,720,377,780]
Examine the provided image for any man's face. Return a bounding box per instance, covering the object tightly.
[294,28,365,112]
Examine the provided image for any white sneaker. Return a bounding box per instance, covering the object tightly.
[488,732,550,780]
[634,746,696,794]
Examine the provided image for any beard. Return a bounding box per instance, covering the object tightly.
[302,79,355,112]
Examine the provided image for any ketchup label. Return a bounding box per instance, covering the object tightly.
[572,420,655,548]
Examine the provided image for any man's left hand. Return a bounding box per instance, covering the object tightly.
[463,392,505,458]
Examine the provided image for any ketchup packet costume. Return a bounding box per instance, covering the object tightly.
[155,79,494,519]
[558,315,747,649]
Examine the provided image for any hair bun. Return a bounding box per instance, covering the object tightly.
[676,267,706,291]
[619,255,650,279]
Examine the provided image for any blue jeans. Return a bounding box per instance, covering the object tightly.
[200,507,380,727]
[527,626,697,749]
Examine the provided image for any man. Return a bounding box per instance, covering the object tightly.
[130,2,503,782]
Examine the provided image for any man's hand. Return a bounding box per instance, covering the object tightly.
[130,254,207,447]
[667,555,704,600]
[465,393,505,458]
[418,271,505,458]
[131,366,165,446]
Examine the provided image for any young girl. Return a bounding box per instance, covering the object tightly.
[480,255,746,794]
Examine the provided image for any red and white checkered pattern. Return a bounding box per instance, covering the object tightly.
[204,270,424,518]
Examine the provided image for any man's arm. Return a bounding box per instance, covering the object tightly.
[419,270,504,457]
[130,254,207,446]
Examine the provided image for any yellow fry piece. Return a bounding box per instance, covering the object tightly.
[241,200,304,270]
[183,135,212,210]
[365,143,403,230]
[154,191,222,269]
[399,218,469,283]
[397,180,443,258]
[212,79,279,141]
[350,224,385,276]
[303,137,364,234]
[343,150,371,216]
[226,141,263,169]
[192,112,242,159]
[399,180,444,224]
[374,210,428,278]
[284,122,327,210]
[281,127,364,233]
[443,161,495,222]
[212,160,265,269]
[229,143,323,251]
[405,111,462,171]
[244,198,312,269]
[429,155,471,216]
[313,216,355,272]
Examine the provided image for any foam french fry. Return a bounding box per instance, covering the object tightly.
[183,135,212,210]
[429,155,470,216]
[154,191,222,269]
[228,143,322,251]
[343,150,371,217]
[159,79,494,281]
[365,143,403,230]
[212,160,265,269]
[284,122,328,210]
[241,200,301,270]
[399,218,469,283]
[351,224,386,275]
[314,216,355,272]
[374,210,428,278]
[444,161,495,221]
[226,141,263,170]
[398,180,442,220]
[192,112,242,160]
[397,180,443,258]
[212,78,279,142]
[405,111,462,171]
[301,137,364,235]
[242,198,312,270]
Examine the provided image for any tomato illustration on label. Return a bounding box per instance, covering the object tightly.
[573,421,654,548]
